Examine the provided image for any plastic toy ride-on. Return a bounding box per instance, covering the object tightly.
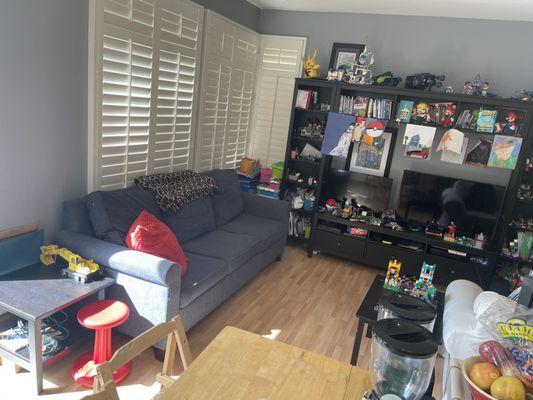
[40,245,101,283]
[405,73,446,91]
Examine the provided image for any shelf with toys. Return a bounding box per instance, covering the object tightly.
[283,76,533,287]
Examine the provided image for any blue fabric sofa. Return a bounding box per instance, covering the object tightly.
[56,170,288,349]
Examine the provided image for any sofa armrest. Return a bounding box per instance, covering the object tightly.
[242,192,290,225]
[55,230,181,287]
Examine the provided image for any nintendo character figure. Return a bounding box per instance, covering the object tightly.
[384,258,402,292]
[503,112,518,135]
[464,74,490,96]
[412,102,430,124]
[301,49,320,79]
[440,104,457,127]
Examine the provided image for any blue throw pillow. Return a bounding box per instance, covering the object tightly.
[86,188,161,246]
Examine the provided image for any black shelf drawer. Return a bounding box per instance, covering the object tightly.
[365,242,423,275]
[424,254,479,286]
[314,230,365,261]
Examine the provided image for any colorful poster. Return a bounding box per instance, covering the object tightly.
[321,112,356,159]
[487,135,522,169]
[403,124,436,160]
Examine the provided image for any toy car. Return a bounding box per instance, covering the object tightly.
[405,73,446,91]
[406,147,430,159]
[372,71,402,87]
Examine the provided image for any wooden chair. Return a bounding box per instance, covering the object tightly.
[90,315,193,400]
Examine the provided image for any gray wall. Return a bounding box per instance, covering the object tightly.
[193,0,260,31]
[0,0,87,239]
[259,10,533,97]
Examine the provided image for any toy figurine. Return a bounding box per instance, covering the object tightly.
[405,73,445,91]
[440,104,457,127]
[371,71,402,87]
[425,219,441,237]
[475,233,486,249]
[444,221,456,242]
[502,111,518,135]
[411,102,430,124]
[384,258,402,292]
[302,49,320,79]
[464,74,490,96]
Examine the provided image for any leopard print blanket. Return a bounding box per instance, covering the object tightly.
[135,170,216,212]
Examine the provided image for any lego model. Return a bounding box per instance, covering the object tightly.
[383,258,402,292]
[40,245,100,283]
[411,262,437,302]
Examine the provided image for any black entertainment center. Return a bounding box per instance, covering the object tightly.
[282,78,533,288]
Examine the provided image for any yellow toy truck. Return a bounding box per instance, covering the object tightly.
[40,245,100,283]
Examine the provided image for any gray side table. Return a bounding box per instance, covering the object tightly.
[0,263,114,395]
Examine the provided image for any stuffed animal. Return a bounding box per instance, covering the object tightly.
[301,49,320,79]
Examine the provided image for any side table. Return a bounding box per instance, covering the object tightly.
[0,263,114,395]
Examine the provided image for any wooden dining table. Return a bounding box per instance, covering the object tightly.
[158,326,371,400]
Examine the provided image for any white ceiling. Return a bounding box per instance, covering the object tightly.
[249,0,533,22]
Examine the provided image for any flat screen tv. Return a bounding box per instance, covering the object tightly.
[397,170,506,238]
[322,169,392,212]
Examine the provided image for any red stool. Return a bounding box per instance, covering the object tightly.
[71,300,132,388]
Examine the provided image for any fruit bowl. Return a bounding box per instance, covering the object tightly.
[462,356,498,400]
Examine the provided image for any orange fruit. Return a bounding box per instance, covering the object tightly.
[469,362,501,391]
[490,376,526,400]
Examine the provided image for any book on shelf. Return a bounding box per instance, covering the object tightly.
[476,109,498,133]
[396,100,414,123]
[295,89,312,109]
[339,95,392,119]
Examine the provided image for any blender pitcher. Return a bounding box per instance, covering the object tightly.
[367,318,438,400]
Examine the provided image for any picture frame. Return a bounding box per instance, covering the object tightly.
[329,43,366,71]
[350,131,393,176]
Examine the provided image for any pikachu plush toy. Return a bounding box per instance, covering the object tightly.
[302,49,320,78]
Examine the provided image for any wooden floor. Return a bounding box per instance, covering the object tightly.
[0,244,443,399]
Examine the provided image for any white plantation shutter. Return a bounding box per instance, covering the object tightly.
[152,0,203,173]
[248,35,307,166]
[90,0,203,190]
[195,11,259,171]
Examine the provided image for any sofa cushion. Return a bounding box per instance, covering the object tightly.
[203,170,244,227]
[86,188,161,246]
[180,253,227,308]
[161,196,216,244]
[182,230,259,273]
[220,214,286,253]
[125,211,187,276]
